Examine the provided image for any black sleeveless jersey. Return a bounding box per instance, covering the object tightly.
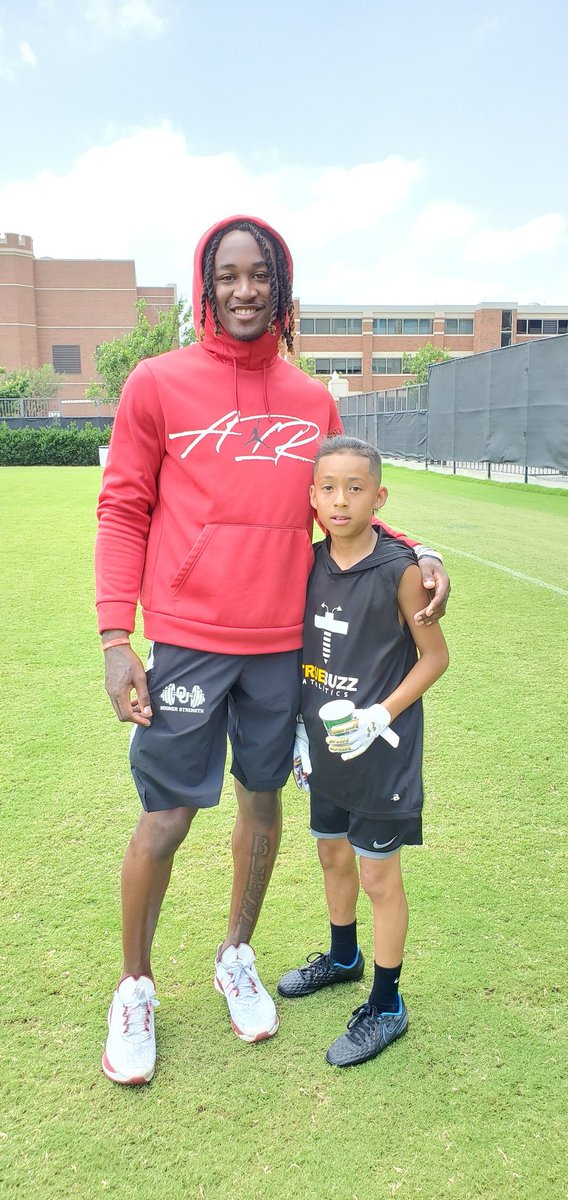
[301,531,424,818]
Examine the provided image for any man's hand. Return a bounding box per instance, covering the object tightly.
[293,718,312,791]
[414,557,451,625]
[327,704,393,761]
[104,643,153,726]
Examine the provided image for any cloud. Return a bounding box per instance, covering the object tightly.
[82,0,169,37]
[0,26,37,78]
[471,16,500,41]
[0,125,423,302]
[464,214,566,264]
[1,122,566,306]
[0,23,16,80]
[412,201,476,244]
[20,41,37,66]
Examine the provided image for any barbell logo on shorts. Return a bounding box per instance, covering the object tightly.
[159,682,205,713]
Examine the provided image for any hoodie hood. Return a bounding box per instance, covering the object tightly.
[192,214,294,371]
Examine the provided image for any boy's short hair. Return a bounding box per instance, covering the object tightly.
[314,435,382,483]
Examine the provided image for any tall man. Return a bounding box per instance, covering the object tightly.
[95,215,449,1085]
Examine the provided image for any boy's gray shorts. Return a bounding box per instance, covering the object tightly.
[129,642,301,812]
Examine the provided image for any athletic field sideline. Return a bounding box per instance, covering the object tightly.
[1,465,566,1200]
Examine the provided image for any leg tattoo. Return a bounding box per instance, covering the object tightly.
[233,833,270,944]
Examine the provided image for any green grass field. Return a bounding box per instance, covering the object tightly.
[1,466,566,1200]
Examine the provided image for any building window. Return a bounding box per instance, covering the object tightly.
[501,310,512,331]
[373,357,403,375]
[372,317,432,335]
[445,318,473,335]
[329,317,362,335]
[301,316,362,335]
[314,357,361,375]
[501,332,512,348]
[52,345,81,373]
[518,317,568,336]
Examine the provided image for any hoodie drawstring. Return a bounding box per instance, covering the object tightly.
[263,361,270,418]
[232,357,241,421]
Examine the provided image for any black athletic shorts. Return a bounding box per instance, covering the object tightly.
[129,642,302,812]
[309,789,423,859]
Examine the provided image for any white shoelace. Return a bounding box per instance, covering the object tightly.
[120,990,160,1043]
[225,962,260,1005]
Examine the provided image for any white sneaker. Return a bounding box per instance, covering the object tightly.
[214,944,279,1043]
[102,975,159,1085]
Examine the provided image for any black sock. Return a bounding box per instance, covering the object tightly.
[368,962,402,1013]
[330,920,358,967]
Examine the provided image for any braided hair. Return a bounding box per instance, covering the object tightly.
[199,220,295,352]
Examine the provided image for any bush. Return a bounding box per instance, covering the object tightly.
[0,423,113,466]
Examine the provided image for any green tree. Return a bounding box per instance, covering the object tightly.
[0,369,29,399]
[0,363,64,399]
[28,364,65,397]
[298,354,316,377]
[402,342,452,384]
[298,354,327,386]
[85,300,196,400]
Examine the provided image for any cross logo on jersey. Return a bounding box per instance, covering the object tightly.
[314,604,349,663]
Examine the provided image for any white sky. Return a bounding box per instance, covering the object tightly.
[1,0,567,310]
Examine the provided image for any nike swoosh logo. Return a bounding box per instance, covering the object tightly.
[372,836,397,850]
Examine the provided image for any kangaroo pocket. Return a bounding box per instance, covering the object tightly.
[170,523,314,631]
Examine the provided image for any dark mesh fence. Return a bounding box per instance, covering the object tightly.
[339,336,568,475]
[427,336,568,472]
[339,385,428,459]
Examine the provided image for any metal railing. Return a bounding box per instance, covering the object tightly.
[0,397,116,421]
[0,397,57,419]
[340,384,427,417]
[426,459,568,485]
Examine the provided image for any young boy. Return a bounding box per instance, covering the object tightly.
[278,435,449,1067]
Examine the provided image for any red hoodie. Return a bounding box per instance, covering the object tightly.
[95,215,414,654]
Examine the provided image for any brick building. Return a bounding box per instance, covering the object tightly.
[2,230,567,400]
[0,232,177,398]
[292,301,568,392]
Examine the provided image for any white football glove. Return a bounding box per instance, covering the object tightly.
[293,718,312,791]
[326,703,397,760]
